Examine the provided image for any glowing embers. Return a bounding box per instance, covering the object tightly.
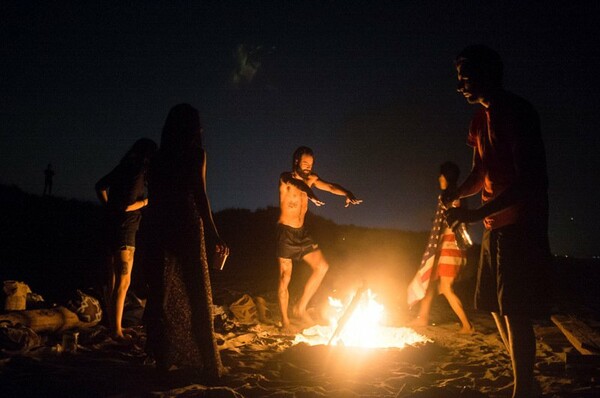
[294,289,431,348]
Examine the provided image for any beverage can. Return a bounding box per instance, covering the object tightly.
[454,223,473,250]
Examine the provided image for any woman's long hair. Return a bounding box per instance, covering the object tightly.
[160,104,203,156]
[120,137,157,167]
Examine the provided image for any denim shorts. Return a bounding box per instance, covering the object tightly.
[105,211,142,251]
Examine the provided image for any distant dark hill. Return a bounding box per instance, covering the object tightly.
[0,184,105,303]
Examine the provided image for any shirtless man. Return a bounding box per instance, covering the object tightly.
[277,146,362,333]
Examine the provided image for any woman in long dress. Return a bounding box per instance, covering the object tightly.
[144,104,228,379]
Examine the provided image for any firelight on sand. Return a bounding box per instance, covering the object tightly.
[294,289,431,348]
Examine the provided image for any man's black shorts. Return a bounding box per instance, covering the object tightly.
[276,224,319,261]
[475,223,551,318]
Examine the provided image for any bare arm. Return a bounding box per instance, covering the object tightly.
[125,198,148,212]
[457,149,485,198]
[197,151,220,238]
[195,151,228,254]
[441,148,484,208]
[95,175,110,206]
[313,176,362,207]
[96,167,149,212]
[96,187,109,205]
[444,149,487,225]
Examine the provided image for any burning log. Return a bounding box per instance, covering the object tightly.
[328,282,367,346]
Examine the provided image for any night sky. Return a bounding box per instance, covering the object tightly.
[2,2,599,258]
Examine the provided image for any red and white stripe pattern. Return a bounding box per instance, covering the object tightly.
[436,230,465,277]
[407,251,436,307]
[407,197,466,307]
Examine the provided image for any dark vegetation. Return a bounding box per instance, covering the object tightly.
[0,183,598,316]
[0,184,105,303]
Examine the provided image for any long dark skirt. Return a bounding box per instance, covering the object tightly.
[144,221,222,378]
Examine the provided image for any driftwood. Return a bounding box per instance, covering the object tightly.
[0,306,100,333]
[550,314,600,371]
[551,314,600,355]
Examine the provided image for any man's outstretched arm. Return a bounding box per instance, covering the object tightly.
[313,176,362,207]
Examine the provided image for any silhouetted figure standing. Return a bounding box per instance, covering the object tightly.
[144,104,228,380]
[43,163,54,196]
[95,138,157,342]
[444,45,551,398]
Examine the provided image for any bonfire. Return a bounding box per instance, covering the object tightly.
[294,287,431,349]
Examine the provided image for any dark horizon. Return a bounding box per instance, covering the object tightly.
[3,181,598,262]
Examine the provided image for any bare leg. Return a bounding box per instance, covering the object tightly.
[277,258,294,333]
[294,249,329,325]
[105,253,116,332]
[505,314,535,398]
[111,247,134,340]
[439,276,473,333]
[410,280,437,326]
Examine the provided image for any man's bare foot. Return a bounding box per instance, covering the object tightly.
[459,322,475,334]
[292,306,315,327]
[408,316,429,327]
[279,323,299,335]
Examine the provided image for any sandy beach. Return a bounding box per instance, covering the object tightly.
[1,280,599,398]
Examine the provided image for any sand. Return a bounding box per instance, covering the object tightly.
[1,285,599,398]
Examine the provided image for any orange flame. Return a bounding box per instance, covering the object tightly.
[294,289,431,348]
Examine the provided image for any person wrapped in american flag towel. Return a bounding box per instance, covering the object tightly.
[407,162,474,334]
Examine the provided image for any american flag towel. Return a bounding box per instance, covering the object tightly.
[407,196,465,307]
